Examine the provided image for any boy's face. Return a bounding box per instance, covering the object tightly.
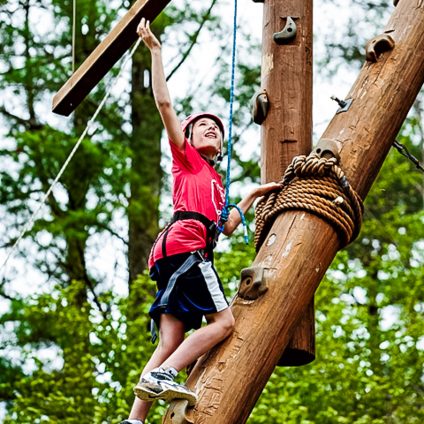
[191,118,222,157]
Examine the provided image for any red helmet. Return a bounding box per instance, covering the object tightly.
[181,113,225,139]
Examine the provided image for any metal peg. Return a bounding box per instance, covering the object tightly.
[167,400,194,424]
[312,138,340,162]
[330,96,353,114]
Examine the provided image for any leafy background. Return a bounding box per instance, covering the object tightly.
[0,0,422,423]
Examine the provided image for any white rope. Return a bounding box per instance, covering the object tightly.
[0,38,142,279]
[72,0,76,73]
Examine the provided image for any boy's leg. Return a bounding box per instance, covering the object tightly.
[127,314,185,421]
[133,308,234,407]
[161,307,235,372]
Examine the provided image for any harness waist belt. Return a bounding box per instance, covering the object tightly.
[172,211,217,235]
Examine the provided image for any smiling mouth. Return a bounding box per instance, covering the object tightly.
[205,132,216,138]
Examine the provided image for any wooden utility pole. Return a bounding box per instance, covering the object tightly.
[255,0,315,366]
[164,0,424,422]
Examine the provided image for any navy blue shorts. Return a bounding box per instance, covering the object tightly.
[149,252,229,332]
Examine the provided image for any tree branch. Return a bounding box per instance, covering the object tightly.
[0,105,31,128]
[166,0,219,81]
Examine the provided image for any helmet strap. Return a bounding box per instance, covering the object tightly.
[185,124,193,141]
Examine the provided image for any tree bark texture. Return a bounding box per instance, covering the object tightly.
[128,46,163,291]
[164,0,424,422]
[67,1,100,307]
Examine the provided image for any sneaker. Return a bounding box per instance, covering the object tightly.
[133,368,197,406]
[119,420,144,424]
[134,367,176,396]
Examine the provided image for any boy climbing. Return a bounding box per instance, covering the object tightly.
[120,18,280,424]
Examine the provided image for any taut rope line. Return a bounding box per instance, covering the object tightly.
[0,38,142,278]
[72,0,76,73]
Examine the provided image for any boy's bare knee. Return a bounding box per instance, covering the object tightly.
[220,314,235,338]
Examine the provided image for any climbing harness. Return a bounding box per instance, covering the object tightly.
[149,210,218,344]
[157,211,218,260]
[255,152,364,251]
[218,0,249,244]
[148,210,219,341]
[0,38,142,277]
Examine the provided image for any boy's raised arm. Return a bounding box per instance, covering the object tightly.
[137,18,185,150]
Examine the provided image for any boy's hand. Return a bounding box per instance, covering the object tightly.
[137,18,161,51]
[253,182,282,198]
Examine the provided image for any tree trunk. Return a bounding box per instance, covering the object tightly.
[66,0,98,306]
[164,0,424,422]
[128,45,163,290]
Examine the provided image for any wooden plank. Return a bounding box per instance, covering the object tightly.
[52,0,172,116]
[163,0,424,421]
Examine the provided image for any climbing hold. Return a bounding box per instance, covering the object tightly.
[168,400,194,424]
[330,95,353,114]
[239,266,268,300]
[251,89,270,125]
[312,138,340,162]
[393,0,399,6]
[252,0,264,2]
[365,33,395,62]
[273,17,297,44]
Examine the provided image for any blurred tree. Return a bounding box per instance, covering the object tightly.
[0,0,422,423]
[0,0,241,421]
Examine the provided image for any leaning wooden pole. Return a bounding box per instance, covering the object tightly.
[164,1,424,422]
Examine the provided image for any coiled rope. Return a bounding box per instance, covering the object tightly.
[255,153,364,251]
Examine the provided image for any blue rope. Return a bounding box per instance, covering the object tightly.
[219,0,248,244]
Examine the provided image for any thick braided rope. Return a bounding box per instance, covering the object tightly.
[255,153,364,251]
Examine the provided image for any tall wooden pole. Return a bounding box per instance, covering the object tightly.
[257,0,314,366]
[164,0,424,422]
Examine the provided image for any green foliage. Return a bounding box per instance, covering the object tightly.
[1,274,164,423]
[0,0,423,423]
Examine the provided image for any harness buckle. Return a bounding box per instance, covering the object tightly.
[194,249,206,262]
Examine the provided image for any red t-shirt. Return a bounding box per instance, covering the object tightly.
[148,138,225,268]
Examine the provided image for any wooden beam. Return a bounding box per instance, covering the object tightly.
[163,0,424,422]
[52,0,171,116]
